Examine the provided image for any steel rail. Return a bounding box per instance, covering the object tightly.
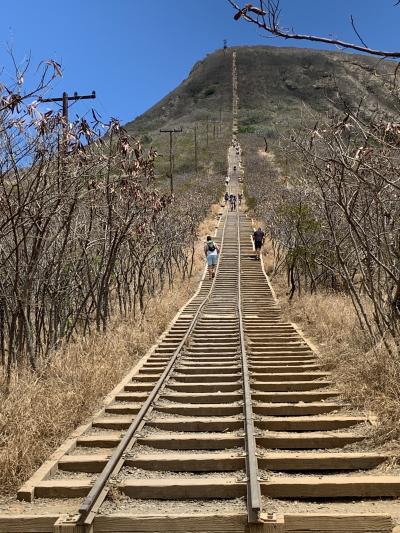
[236,210,262,523]
[77,208,230,525]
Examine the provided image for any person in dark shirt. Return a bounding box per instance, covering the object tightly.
[253,227,265,261]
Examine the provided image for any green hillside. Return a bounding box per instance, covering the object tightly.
[124,45,396,189]
[235,45,396,136]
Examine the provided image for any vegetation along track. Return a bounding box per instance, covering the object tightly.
[2,52,400,533]
[2,148,398,533]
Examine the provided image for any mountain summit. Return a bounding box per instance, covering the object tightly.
[126,45,397,138]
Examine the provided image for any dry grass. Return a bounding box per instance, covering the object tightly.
[0,206,219,495]
[271,267,400,445]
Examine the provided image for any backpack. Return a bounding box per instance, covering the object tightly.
[207,241,216,252]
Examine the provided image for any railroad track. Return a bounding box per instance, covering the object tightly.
[9,154,400,533]
[2,52,400,533]
[16,188,264,527]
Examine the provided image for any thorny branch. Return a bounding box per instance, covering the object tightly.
[228,1,400,59]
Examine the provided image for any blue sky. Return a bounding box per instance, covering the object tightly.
[1,0,399,124]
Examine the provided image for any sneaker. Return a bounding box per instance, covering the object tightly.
[212,272,215,278]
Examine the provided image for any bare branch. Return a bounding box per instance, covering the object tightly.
[350,14,368,49]
[228,0,400,58]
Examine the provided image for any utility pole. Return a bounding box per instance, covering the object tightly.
[210,119,219,139]
[194,124,198,173]
[40,90,96,154]
[159,127,182,194]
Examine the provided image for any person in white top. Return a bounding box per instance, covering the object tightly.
[204,236,220,280]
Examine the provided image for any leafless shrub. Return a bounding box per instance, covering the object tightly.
[242,93,400,356]
[0,56,218,378]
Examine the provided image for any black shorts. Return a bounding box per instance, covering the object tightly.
[254,241,263,250]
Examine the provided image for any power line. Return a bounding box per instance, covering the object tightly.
[39,90,96,155]
[39,90,96,123]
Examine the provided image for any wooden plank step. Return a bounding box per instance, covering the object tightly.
[195,327,238,332]
[184,352,239,359]
[140,367,166,373]
[122,452,386,473]
[128,452,244,471]
[258,452,387,471]
[161,392,242,403]
[131,374,160,382]
[248,333,300,338]
[105,403,141,415]
[245,324,292,329]
[256,416,366,431]
[249,335,301,340]
[250,355,316,361]
[197,323,237,328]
[77,434,121,447]
[175,366,240,374]
[180,359,239,365]
[251,365,321,373]
[93,416,133,429]
[34,479,91,498]
[253,391,339,402]
[283,513,393,532]
[249,349,314,356]
[93,514,253,533]
[124,383,154,391]
[251,360,317,367]
[192,334,238,339]
[260,476,400,498]
[254,402,342,416]
[121,477,246,499]
[148,417,243,432]
[252,381,332,392]
[115,392,149,401]
[0,515,60,533]
[58,453,110,472]
[172,373,240,382]
[253,373,329,382]
[245,318,281,322]
[188,345,239,353]
[155,403,242,416]
[249,341,308,347]
[246,330,294,335]
[168,383,241,392]
[191,336,239,341]
[138,433,243,449]
[257,432,364,449]
[182,356,239,362]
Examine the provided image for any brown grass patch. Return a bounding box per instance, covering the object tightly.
[271,270,400,445]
